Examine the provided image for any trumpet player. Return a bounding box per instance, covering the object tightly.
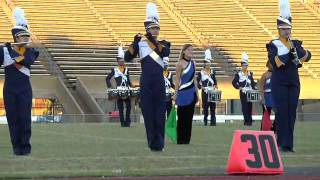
[124,3,171,151]
[197,49,218,126]
[266,0,311,152]
[0,8,39,156]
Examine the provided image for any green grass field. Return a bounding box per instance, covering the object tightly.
[0,121,319,179]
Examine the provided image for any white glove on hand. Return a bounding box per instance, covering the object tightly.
[163,57,169,66]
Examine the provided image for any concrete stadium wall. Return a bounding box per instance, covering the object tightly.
[75,78,105,122]
[0,76,83,115]
[77,76,119,119]
[78,76,320,100]
[77,76,141,122]
[2,74,316,121]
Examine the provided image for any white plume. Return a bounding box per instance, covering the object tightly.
[204,49,212,62]
[117,46,124,59]
[13,7,28,28]
[241,52,249,63]
[279,0,291,19]
[146,2,159,23]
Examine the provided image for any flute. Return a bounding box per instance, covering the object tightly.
[2,41,33,46]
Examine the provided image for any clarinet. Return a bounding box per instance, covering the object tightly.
[287,36,301,66]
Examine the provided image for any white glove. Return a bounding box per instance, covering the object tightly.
[163,57,169,65]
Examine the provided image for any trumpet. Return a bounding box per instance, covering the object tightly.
[287,36,301,66]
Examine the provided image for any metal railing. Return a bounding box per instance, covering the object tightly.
[0,111,311,124]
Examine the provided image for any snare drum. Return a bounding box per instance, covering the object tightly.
[130,88,140,97]
[107,89,119,99]
[118,89,130,99]
[207,89,221,102]
[246,90,260,102]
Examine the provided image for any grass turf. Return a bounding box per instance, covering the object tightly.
[0,121,319,179]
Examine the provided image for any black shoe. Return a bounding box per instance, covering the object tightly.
[13,151,22,156]
[279,147,295,153]
[177,141,190,145]
[150,148,163,152]
[210,123,216,126]
[14,151,30,156]
[20,152,31,156]
[244,122,252,126]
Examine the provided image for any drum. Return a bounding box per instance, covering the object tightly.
[246,90,261,102]
[118,89,130,99]
[207,89,221,102]
[165,89,174,101]
[107,89,119,100]
[130,88,140,97]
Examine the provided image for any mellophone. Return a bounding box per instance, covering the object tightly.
[107,87,140,100]
[204,87,222,102]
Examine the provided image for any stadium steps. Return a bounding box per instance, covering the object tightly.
[0,7,50,76]
[170,0,318,78]
[239,0,320,78]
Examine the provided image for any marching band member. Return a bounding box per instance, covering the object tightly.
[197,49,218,126]
[106,46,133,127]
[0,8,39,156]
[174,44,198,144]
[124,3,171,151]
[232,52,257,126]
[258,60,275,131]
[163,64,175,118]
[266,0,311,152]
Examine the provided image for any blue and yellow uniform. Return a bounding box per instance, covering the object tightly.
[0,8,39,155]
[197,69,217,126]
[267,0,312,152]
[124,2,170,151]
[267,38,311,151]
[0,45,38,156]
[106,65,133,127]
[232,53,257,126]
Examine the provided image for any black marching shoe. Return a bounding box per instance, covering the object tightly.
[279,147,295,153]
[14,151,30,156]
[150,148,163,152]
[244,122,252,126]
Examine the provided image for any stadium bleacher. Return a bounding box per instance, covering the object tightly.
[171,0,319,78]
[0,4,49,76]
[1,0,319,86]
